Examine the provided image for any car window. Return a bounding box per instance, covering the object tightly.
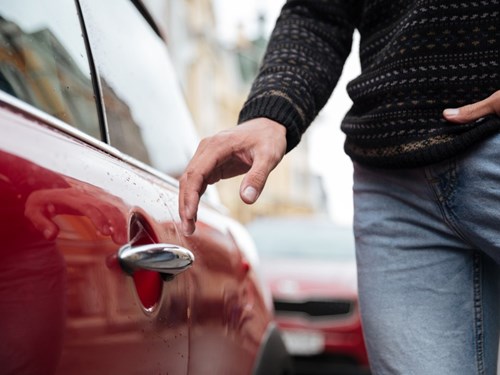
[0,0,101,139]
[79,0,199,178]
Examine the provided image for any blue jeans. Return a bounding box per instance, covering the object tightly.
[353,134,500,375]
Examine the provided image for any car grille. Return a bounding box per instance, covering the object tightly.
[274,299,352,318]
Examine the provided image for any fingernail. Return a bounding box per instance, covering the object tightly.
[182,221,193,236]
[242,186,258,202]
[444,108,460,117]
[181,222,189,235]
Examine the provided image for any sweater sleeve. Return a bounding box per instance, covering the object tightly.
[238,0,361,152]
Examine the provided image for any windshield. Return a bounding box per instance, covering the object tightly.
[247,219,355,261]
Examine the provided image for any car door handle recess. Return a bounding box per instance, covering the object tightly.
[118,243,194,279]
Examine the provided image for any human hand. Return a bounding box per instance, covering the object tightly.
[443,90,500,123]
[179,118,287,236]
[25,185,127,244]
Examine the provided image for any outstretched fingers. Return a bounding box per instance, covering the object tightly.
[179,167,210,236]
[179,181,197,235]
[178,118,287,236]
[179,137,234,235]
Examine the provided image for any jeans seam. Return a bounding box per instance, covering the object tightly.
[473,251,485,375]
[427,162,487,374]
[441,161,471,242]
[425,161,471,244]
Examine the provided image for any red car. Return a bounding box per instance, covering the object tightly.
[0,1,291,374]
[247,217,370,375]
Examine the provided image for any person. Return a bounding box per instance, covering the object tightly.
[179,1,500,373]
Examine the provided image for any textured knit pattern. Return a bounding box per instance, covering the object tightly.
[238,0,500,168]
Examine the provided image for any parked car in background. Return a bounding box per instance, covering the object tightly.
[247,217,370,375]
[0,1,291,374]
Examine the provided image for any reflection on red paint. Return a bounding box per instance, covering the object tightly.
[241,259,251,274]
[128,215,163,311]
[132,270,162,310]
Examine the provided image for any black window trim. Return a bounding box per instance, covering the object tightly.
[74,0,109,144]
[132,0,163,40]
[0,0,223,211]
[0,0,181,189]
[74,0,167,155]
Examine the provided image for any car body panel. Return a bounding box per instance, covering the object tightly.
[0,103,189,374]
[185,219,272,374]
[0,84,279,375]
[0,1,288,373]
[0,95,282,375]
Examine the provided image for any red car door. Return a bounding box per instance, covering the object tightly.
[0,103,191,374]
[78,0,275,372]
[0,1,190,373]
[0,1,290,374]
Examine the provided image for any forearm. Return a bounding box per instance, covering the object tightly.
[238,0,361,152]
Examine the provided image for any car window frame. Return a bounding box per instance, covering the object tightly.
[0,0,104,140]
[0,0,223,208]
[74,0,108,143]
[0,0,180,187]
[74,0,164,146]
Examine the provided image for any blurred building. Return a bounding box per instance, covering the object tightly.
[145,0,328,222]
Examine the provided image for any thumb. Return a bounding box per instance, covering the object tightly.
[239,159,274,204]
[236,119,287,204]
[443,91,500,124]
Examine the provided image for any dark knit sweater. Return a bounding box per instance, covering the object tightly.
[238,0,500,168]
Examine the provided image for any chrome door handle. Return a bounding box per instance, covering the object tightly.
[118,243,194,279]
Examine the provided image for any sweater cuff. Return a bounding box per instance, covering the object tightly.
[238,95,303,153]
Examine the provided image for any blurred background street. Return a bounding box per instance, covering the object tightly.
[143,0,360,227]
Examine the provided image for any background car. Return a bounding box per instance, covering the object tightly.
[0,1,291,374]
[247,216,370,375]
